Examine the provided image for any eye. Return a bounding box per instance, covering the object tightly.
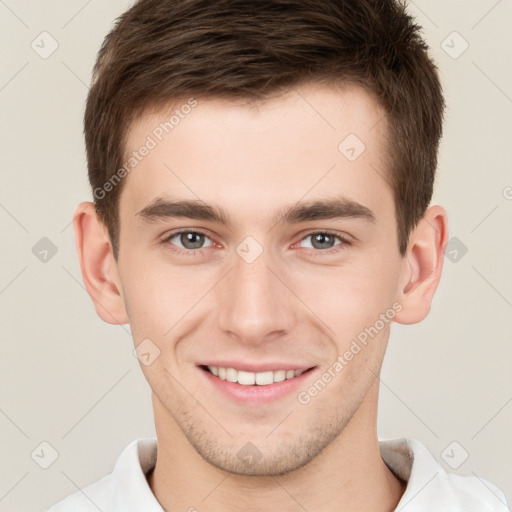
[297,231,350,251]
[164,229,213,251]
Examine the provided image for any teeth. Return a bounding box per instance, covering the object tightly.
[255,371,274,385]
[226,367,238,383]
[206,366,308,386]
[237,370,255,385]
[273,370,286,383]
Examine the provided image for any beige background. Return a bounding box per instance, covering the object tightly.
[0,1,511,510]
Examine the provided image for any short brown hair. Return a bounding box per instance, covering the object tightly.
[84,0,444,259]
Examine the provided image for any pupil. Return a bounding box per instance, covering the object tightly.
[182,232,204,249]
[313,233,333,249]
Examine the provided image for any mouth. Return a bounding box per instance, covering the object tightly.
[198,363,317,405]
[199,364,315,386]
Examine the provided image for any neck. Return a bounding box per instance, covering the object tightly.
[146,381,406,512]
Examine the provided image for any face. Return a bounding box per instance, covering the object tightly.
[115,83,407,476]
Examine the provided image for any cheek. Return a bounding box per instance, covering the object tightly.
[288,254,400,338]
[119,254,216,339]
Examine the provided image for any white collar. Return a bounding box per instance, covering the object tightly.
[48,437,509,511]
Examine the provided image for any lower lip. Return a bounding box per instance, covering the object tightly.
[198,366,316,405]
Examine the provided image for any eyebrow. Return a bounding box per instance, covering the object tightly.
[135,194,376,227]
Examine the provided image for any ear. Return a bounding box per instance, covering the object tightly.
[393,204,449,325]
[73,201,129,325]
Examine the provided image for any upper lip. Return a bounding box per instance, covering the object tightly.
[199,361,316,373]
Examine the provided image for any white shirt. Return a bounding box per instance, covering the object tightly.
[46,437,509,511]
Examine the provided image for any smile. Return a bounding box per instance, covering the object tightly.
[203,365,307,386]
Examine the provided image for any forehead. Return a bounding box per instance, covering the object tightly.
[120,83,393,226]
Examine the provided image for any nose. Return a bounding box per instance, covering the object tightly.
[216,246,296,346]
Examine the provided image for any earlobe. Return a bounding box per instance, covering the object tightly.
[393,205,449,325]
[73,201,129,325]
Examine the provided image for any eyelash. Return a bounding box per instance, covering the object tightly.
[161,228,352,257]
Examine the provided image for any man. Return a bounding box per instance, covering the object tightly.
[47,0,509,510]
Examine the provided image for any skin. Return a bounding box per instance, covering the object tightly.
[74,83,449,511]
